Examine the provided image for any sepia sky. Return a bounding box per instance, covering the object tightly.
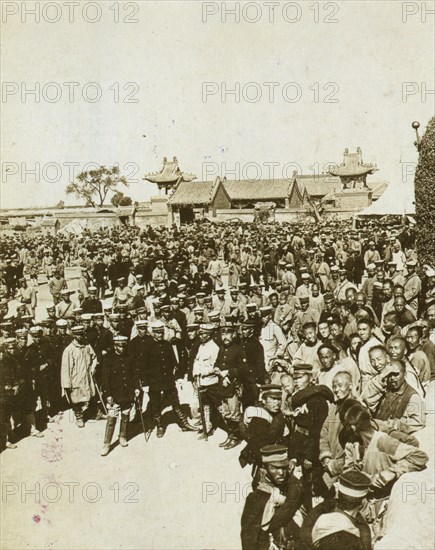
[1,0,434,208]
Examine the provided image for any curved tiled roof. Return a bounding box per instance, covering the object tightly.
[144,157,196,184]
[328,149,378,177]
[296,175,341,197]
[222,179,292,200]
[167,178,229,206]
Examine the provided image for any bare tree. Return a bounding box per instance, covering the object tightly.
[66,165,128,207]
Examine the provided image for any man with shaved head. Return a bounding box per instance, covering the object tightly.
[362,359,425,433]
[319,371,356,483]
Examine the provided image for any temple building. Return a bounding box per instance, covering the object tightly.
[167,177,231,224]
[142,150,387,225]
[143,156,196,195]
[328,147,378,189]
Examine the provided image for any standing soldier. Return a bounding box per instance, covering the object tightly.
[61,325,97,428]
[128,319,152,421]
[27,326,53,431]
[101,336,139,456]
[192,323,221,439]
[92,254,107,299]
[144,321,196,437]
[14,328,44,438]
[129,319,152,385]
[259,306,286,373]
[81,286,103,314]
[240,320,266,407]
[0,340,20,450]
[288,364,334,511]
[214,321,249,450]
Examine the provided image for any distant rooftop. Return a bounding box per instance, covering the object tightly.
[328,147,378,177]
[144,157,196,186]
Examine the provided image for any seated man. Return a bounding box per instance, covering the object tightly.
[342,403,428,539]
[405,325,431,390]
[319,372,357,485]
[316,343,360,391]
[361,359,426,433]
[300,469,372,550]
[387,337,426,396]
[293,322,322,375]
[241,445,303,550]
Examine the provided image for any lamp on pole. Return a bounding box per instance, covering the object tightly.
[412,121,421,151]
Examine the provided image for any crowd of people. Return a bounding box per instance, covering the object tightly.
[0,218,434,550]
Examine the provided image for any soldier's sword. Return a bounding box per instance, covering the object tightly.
[196,375,208,441]
[135,395,151,443]
[92,377,108,415]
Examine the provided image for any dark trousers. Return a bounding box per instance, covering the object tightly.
[149,387,180,419]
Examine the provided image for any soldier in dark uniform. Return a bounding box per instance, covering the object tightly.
[240,320,266,407]
[27,325,54,432]
[300,470,372,550]
[170,296,187,335]
[0,339,20,449]
[241,444,303,550]
[40,318,64,420]
[90,313,113,360]
[245,303,263,337]
[288,364,334,511]
[128,319,152,385]
[214,321,250,450]
[81,286,103,314]
[13,328,43,438]
[239,385,286,484]
[92,256,107,299]
[101,335,139,456]
[144,321,196,437]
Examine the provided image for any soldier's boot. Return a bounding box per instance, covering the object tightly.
[75,410,85,428]
[174,407,198,432]
[95,408,107,421]
[223,420,242,450]
[218,431,232,448]
[155,417,165,438]
[197,406,214,440]
[26,414,44,437]
[101,416,117,456]
[119,414,129,447]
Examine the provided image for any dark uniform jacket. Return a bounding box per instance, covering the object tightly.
[239,407,286,468]
[102,350,137,405]
[88,327,113,362]
[129,334,153,384]
[181,336,200,381]
[215,341,250,398]
[26,339,54,398]
[241,336,266,383]
[0,352,20,407]
[81,297,103,314]
[241,474,302,550]
[288,385,334,463]
[143,338,177,391]
[299,499,371,550]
